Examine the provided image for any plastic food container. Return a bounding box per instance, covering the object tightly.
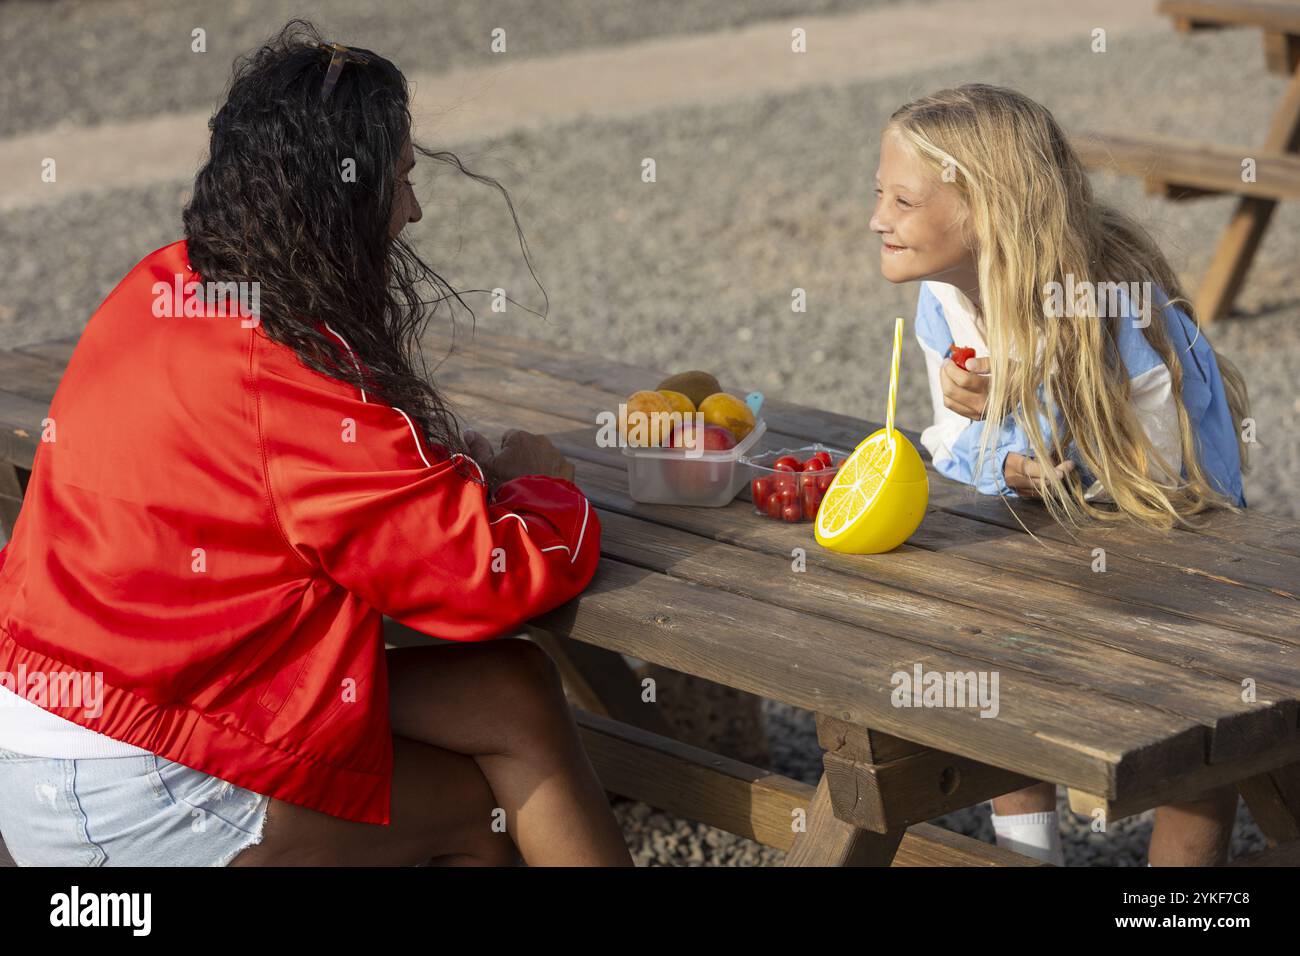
[741,444,850,523]
[623,419,768,506]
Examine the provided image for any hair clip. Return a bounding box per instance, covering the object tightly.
[319,42,371,103]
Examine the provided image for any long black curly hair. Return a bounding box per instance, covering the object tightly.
[183,19,537,470]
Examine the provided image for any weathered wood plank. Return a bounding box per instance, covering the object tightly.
[0,389,48,471]
[1069,734,1300,823]
[13,337,78,366]
[902,507,1300,641]
[540,557,1208,798]
[0,349,67,405]
[1072,132,1300,202]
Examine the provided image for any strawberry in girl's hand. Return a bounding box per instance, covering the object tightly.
[950,346,976,371]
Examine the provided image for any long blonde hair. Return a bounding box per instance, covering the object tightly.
[889,84,1249,529]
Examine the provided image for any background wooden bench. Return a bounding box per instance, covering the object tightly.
[1072,0,1300,322]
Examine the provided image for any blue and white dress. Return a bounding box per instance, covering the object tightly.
[913,280,1245,505]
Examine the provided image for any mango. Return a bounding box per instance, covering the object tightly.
[656,389,696,416]
[622,390,674,446]
[699,392,756,442]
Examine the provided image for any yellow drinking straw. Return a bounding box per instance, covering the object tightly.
[884,315,903,447]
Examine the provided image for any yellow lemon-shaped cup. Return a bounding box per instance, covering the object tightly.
[814,428,928,554]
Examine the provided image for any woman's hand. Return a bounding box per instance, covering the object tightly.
[1003,452,1075,498]
[941,355,990,420]
[462,428,495,465]
[467,428,576,492]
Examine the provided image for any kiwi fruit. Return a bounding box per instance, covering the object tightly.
[657,371,722,408]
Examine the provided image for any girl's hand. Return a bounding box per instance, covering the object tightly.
[1004,452,1075,498]
[941,355,990,420]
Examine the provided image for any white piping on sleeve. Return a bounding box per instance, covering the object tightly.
[391,406,432,468]
[323,323,369,404]
[490,512,530,531]
[323,322,434,468]
[570,497,590,565]
[489,498,588,563]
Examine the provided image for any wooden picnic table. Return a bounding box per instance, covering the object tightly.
[2,328,1300,866]
[1073,0,1300,323]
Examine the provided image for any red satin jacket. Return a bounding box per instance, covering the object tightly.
[0,240,600,823]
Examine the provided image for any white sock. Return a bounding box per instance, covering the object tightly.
[990,810,1064,866]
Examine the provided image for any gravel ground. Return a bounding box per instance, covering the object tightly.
[0,0,918,138]
[0,5,1293,866]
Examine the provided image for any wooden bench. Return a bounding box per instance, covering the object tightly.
[1072,132,1300,201]
[574,709,1048,866]
[1072,0,1300,322]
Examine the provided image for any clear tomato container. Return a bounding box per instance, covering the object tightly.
[740,444,849,523]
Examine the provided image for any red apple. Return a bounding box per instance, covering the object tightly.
[670,421,736,452]
[663,422,737,500]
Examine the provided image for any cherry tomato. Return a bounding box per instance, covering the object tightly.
[951,346,976,371]
[782,502,802,523]
[773,472,798,496]
[773,455,801,472]
[802,486,821,520]
[764,494,783,520]
[816,473,835,493]
[810,450,833,468]
[801,457,826,473]
[751,477,772,510]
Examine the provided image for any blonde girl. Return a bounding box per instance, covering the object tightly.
[870,84,1248,865]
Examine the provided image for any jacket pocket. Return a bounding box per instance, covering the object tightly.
[256,644,320,716]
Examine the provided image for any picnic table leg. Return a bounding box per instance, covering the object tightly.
[0,464,27,540]
[784,774,906,866]
[1197,198,1277,323]
[1237,761,1300,844]
[785,715,1037,866]
[1196,65,1300,322]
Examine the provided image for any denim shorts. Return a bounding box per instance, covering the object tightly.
[0,746,269,866]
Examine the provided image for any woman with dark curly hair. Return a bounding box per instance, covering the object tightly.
[0,21,632,867]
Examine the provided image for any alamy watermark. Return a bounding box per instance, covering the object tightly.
[152,274,260,328]
[595,407,709,457]
[891,664,1000,718]
[0,665,106,719]
[1043,275,1152,328]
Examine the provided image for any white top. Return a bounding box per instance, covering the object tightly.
[0,684,150,758]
